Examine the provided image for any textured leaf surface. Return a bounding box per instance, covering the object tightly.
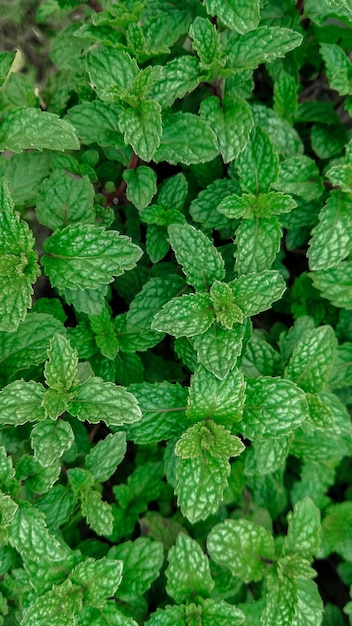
[320,43,352,96]
[189,17,223,70]
[149,56,201,108]
[190,178,241,229]
[261,575,297,626]
[0,50,15,87]
[126,275,185,333]
[87,47,138,102]
[204,0,260,34]
[154,112,218,165]
[166,533,214,603]
[168,223,225,291]
[273,156,323,201]
[44,333,78,392]
[9,503,67,561]
[31,419,74,467]
[66,101,123,147]
[0,108,79,152]
[0,380,45,425]
[308,192,352,270]
[21,579,82,626]
[123,166,157,210]
[326,163,352,194]
[309,262,352,309]
[241,377,308,438]
[229,270,286,316]
[81,489,113,536]
[69,377,142,427]
[207,519,275,582]
[236,125,279,194]
[151,293,214,338]
[176,421,244,459]
[193,323,246,379]
[36,170,95,230]
[186,365,245,426]
[42,224,143,290]
[110,537,163,600]
[89,304,119,360]
[285,325,337,393]
[224,27,303,71]
[235,217,282,274]
[119,101,162,162]
[318,502,352,561]
[284,497,321,561]
[70,557,123,607]
[85,432,126,483]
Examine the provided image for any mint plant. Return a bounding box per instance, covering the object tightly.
[0,0,352,623]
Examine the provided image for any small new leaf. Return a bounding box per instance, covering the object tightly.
[44,333,79,392]
[175,421,245,459]
[0,380,45,425]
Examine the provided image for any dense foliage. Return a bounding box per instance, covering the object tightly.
[0,0,352,623]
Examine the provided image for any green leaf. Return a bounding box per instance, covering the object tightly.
[293,579,324,626]
[320,43,352,96]
[329,342,352,389]
[207,518,275,583]
[123,166,157,210]
[218,192,295,220]
[190,178,241,230]
[110,537,163,600]
[154,112,218,165]
[193,323,246,379]
[9,503,67,561]
[175,421,245,459]
[186,365,246,426]
[0,178,41,332]
[70,557,123,607]
[236,125,279,194]
[273,156,323,201]
[36,485,75,531]
[210,281,244,327]
[42,224,143,291]
[62,284,108,317]
[124,382,188,444]
[89,304,119,361]
[241,330,281,378]
[0,380,45,425]
[36,170,95,230]
[261,575,297,626]
[157,173,188,212]
[126,275,186,333]
[326,162,352,194]
[85,432,126,483]
[306,393,335,429]
[278,555,316,580]
[149,56,201,108]
[319,502,352,561]
[274,72,298,123]
[151,292,214,338]
[189,17,223,71]
[309,262,352,309]
[81,488,113,536]
[145,604,187,626]
[0,108,79,152]
[251,103,303,158]
[199,95,253,163]
[229,270,286,316]
[284,325,337,393]
[166,533,214,603]
[241,377,308,438]
[146,224,170,263]
[66,101,124,147]
[175,453,231,523]
[21,579,83,626]
[245,435,292,475]
[0,51,16,88]
[200,598,245,626]
[235,217,282,274]
[283,497,321,561]
[308,192,352,271]
[168,223,225,291]
[119,101,162,162]
[204,0,260,34]
[44,333,78,392]
[224,27,303,72]
[69,377,141,427]
[87,47,139,102]
[31,419,74,467]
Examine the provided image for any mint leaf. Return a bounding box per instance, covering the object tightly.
[190,178,241,230]
[204,0,260,34]
[70,557,123,607]
[309,262,352,309]
[44,333,78,392]
[186,365,245,426]
[61,284,108,316]
[241,377,308,438]
[241,330,281,378]
[68,377,141,427]
[326,162,352,194]
[42,224,143,291]
[89,304,119,361]
[175,421,245,459]
[85,432,126,483]
[9,503,67,561]
[236,125,279,194]
[200,598,245,626]
[109,537,163,600]
[251,103,303,158]
[207,518,275,582]
[320,43,352,96]
[235,217,282,274]
[293,579,323,626]
[81,488,113,536]
[210,281,244,327]
[66,101,124,147]
[0,51,15,88]
[36,170,95,230]
[168,223,225,291]
[246,435,291,475]
[149,56,201,108]
[165,533,214,603]
[273,156,323,201]
[126,275,186,333]
[123,166,157,210]
[0,108,79,152]
[319,502,352,561]
[151,293,214,338]
[273,72,298,123]
[261,575,297,626]
[224,27,303,72]
[0,178,40,332]
[189,17,223,72]
[218,192,295,220]
[0,380,45,425]
[21,579,82,626]
[119,101,162,162]
[308,192,352,270]
[193,323,246,380]
[199,95,253,163]
[31,419,74,467]
[229,270,286,317]
[284,325,337,393]
[283,497,321,561]
[154,112,218,165]
[87,48,138,102]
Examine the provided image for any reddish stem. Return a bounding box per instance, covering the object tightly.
[296,0,304,13]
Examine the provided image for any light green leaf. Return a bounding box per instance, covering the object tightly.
[193,322,246,379]
[278,555,316,580]
[154,112,218,165]
[284,497,321,561]
[229,270,286,316]
[241,330,281,378]
[218,192,295,220]
[129,65,162,100]
[81,488,113,536]
[146,224,170,263]
[175,453,231,523]
[207,518,275,583]
[251,103,303,158]
[199,95,253,163]
[293,579,324,626]
[0,51,16,88]
[284,325,337,393]
[69,377,141,427]
[274,72,298,123]
[309,262,352,309]
[70,557,123,607]
[261,575,297,626]
[0,380,45,425]
[186,365,245,426]
[119,101,162,162]
[318,502,352,561]
[126,275,185,332]
[85,432,126,483]
[42,223,143,291]
[149,56,201,108]
[114,312,162,353]
[0,178,41,332]
[236,125,279,194]
[66,101,124,147]
[241,377,308,439]
[189,17,223,71]
[44,333,78,392]
[123,166,157,210]
[326,163,352,194]
[168,223,225,291]
[89,303,119,360]
[320,43,352,96]
[201,598,245,626]
[329,342,352,389]
[110,537,163,600]
[308,192,352,271]
[21,579,83,626]
[87,47,139,102]
[190,178,241,230]
[0,108,80,152]
[166,533,214,603]
[36,485,75,531]
[41,388,71,420]
[31,419,74,467]
[210,281,244,327]
[224,27,303,72]
[124,382,188,444]
[175,421,245,459]
[273,156,323,201]
[145,604,186,626]
[151,292,214,338]
[204,0,260,34]
[246,435,292,474]
[9,503,67,561]
[306,393,335,428]
[62,284,108,317]
[36,170,95,230]
[157,172,188,212]
[235,216,282,274]
[311,124,348,160]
